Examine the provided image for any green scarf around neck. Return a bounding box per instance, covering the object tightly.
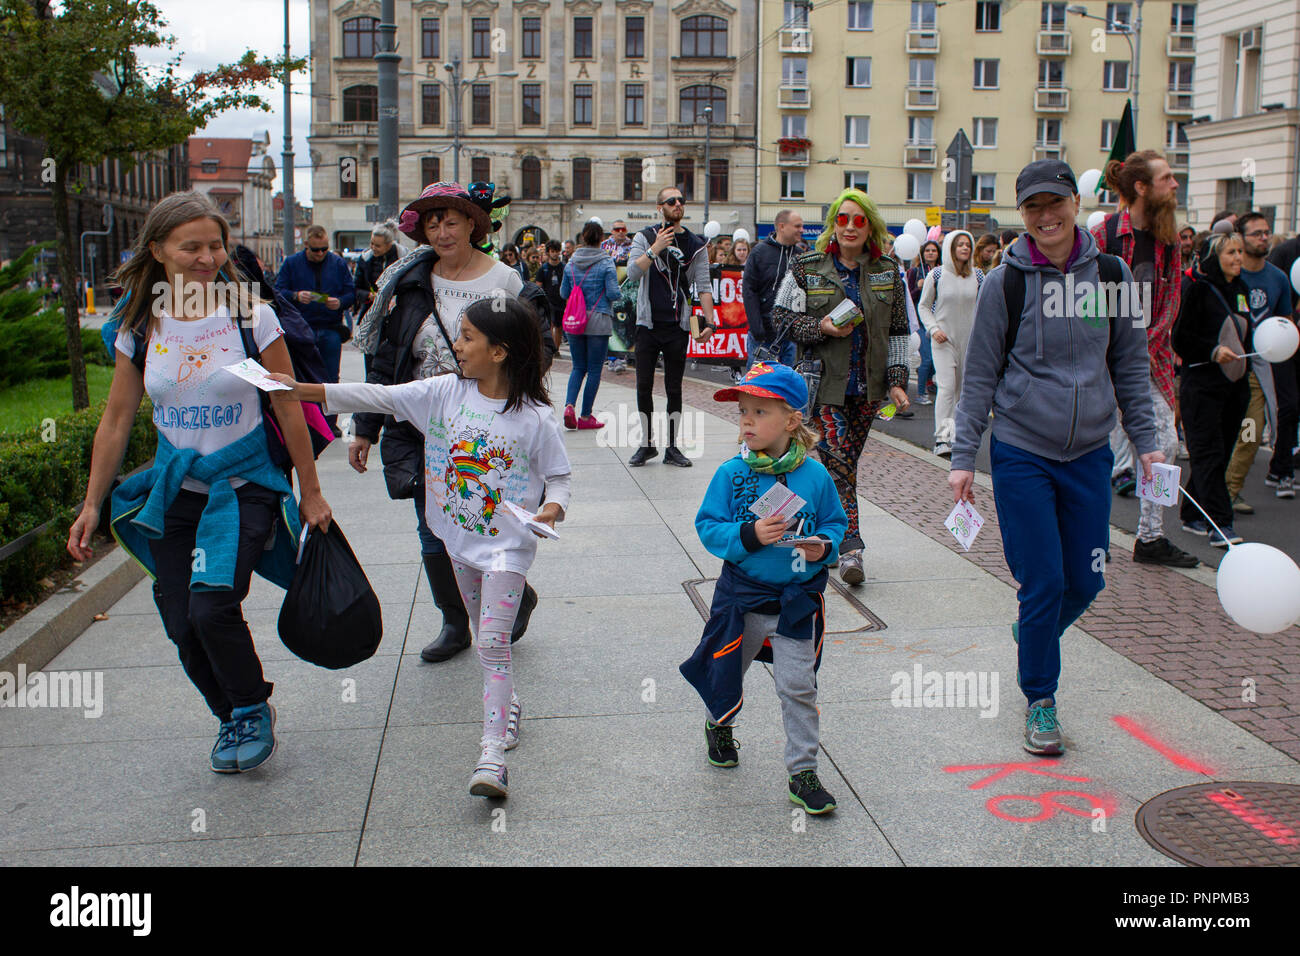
[744,439,807,475]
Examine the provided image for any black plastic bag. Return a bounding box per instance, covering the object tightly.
[278,520,383,669]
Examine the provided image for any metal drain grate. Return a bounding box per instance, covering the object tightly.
[682,577,886,633]
[1135,782,1300,866]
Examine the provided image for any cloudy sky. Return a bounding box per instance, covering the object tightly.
[138,1,315,203]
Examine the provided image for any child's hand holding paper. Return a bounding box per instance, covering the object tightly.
[223,359,293,392]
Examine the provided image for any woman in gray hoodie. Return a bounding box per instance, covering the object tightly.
[560,220,623,429]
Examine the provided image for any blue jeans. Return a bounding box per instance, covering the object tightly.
[916,317,935,398]
[413,485,446,557]
[313,326,342,384]
[990,436,1112,704]
[565,333,609,416]
[745,333,797,370]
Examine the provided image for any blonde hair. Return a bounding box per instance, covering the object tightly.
[737,399,820,452]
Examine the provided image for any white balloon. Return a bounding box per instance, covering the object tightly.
[732,228,751,244]
[1078,168,1103,196]
[1252,316,1300,363]
[908,330,921,358]
[704,221,721,240]
[1291,257,1300,295]
[1086,210,1106,231]
[893,233,921,262]
[587,216,603,227]
[903,219,928,243]
[1216,542,1300,633]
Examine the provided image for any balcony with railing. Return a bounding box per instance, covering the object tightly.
[1037,30,1071,55]
[778,26,812,53]
[778,84,811,109]
[1167,32,1195,57]
[1034,86,1070,111]
[905,85,939,110]
[668,122,739,138]
[1032,143,1067,162]
[1166,87,1194,113]
[903,141,937,167]
[905,28,940,53]
[1166,147,1189,169]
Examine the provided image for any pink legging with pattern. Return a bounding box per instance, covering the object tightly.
[451,561,525,750]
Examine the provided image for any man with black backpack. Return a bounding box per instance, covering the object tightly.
[948,160,1163,758]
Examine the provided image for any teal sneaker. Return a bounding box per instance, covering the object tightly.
[1024,698,1063,756]
[788,770,836,814]
[210,719,239,773]
[232,702,277,771]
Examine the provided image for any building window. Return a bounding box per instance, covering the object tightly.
[681,15,727,57]
[847,1,873,29]
[573,158,591,200]
[973,173,996,203]
[911,1,937,29]
[1105,3,1132,31]
[846,57,872,87]
[422,84,441,126]
[844,170,869,191]
[521,156,541,199]
[342,85,378,122]
[521,17,541,58]
[1041,2,1066,30]
[471,157,490,183]
[1037,118,1062,144]
[625,84,645,125]
[783,56,807,85]
[975,2,1000,31]
[521,84,542,126]
[973,59,999,89]
[624,158,643,202]
[574,17,593,59]
[973,117,998,147]
[626,16,645,58]
[907,172,932,202]
[781,114,807,138]
[421,157,440,186]
[340,157,358,198]
[573,84,593,126]
[471,83,491,125]
[1166,120,1189,150]
[1038,59,1064,87]
[421,18,440,59]
[1171,3,1195,32]
[675,157,695,200]
[342,16,379,58]
[1169,60,1193,91]
[679,85,726,124]
[908,116,934,143]
[201,158,219,175]
[1100,119,1118,149]
[844,115,870,147]
[1103,61,1129,91]
[472,18,492,58]
[909,57,935,87]
[371,157,379,198]
[710,159,729,202]
[780,170,805,199]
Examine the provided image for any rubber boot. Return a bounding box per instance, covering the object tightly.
[510,583,538,644]
[419,552,473,663]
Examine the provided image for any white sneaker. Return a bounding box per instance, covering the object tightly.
[1178,441,1189,460]
[933,442,952,458]
[469,744,509,798]
[917,394,933,405]
[505,693,521,751]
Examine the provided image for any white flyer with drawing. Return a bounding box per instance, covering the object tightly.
[1136,462,1180,507]
[749,483,806,524]
[503,500,561,539]
[221,358,293,391]
[945,500,985,551]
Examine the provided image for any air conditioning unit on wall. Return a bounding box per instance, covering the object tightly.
[1240,28,1261,51]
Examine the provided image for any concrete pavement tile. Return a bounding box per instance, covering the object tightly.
[0,829,359,866]
[523,551,708,598]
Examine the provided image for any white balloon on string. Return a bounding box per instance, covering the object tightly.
[1252,316,1299,363]
[1216,543,1300,634]
[893,233,921,262]
[903,219,928,243]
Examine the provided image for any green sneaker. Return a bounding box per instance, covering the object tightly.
[788,770,837,814]
[1024,698,1064,756]
[705,721,739,767]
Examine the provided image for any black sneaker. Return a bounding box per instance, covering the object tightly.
[1111,469,1136,496]
[663,446,693,467]
[788,770,836,814]
[628,445,658,466]
[705,721,739,767]
[1133,536,1199,568]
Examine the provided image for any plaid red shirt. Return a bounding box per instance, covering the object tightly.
[1091,209,1180,408]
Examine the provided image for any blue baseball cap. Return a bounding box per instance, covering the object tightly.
[713,361,808,408]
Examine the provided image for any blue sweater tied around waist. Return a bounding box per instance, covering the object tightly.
[110,427,301,591]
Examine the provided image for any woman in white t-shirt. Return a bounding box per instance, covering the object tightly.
[67,191,332,775]
[349,182,538,669]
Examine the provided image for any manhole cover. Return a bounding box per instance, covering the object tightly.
[1135,782,1300,866]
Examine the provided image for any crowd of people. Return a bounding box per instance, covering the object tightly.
[62,149,1299,811]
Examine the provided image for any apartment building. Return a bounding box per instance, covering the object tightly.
[189,132,279,268]
[758,0,1199,238]
[1182,0,1300,233]
[308,0,759,252]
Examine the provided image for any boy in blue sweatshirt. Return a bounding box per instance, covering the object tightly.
[682,363,847,814]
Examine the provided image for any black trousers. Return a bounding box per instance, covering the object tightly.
[1269,352,1298,479]
[149,484,279,721]
[634,322,689,448]
[1179,370,1250,528]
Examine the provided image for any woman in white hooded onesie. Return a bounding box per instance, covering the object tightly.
[918,230,984,457]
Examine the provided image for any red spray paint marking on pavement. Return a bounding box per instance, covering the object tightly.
[1112,715,1216,775]
[986,790,1117,823]
[1205,791,1300,847]
[944,762,1091,790]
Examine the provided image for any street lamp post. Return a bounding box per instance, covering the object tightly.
[281,0,295,258]
[376,0,399,221]
[424,59,516,184]
[1067,1,1142,135]
[703,105,712,224]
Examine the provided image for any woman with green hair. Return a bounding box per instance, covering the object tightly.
[768,189,912,585]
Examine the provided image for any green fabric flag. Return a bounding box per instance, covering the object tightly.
[1101,99,1137,192]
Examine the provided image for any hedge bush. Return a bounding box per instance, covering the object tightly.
[0,397,155,603]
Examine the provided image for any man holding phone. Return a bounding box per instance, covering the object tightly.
[625,186,717,466]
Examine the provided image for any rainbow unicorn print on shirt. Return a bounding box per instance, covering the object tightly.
[443,427,515,536]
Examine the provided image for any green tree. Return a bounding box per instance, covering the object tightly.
[0,0,304,409]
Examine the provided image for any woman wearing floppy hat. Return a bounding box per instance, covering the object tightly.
[350,182,537,665]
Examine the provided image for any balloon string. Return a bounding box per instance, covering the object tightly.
[1178,484,1235,550]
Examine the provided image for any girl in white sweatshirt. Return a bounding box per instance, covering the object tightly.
[918,230,984,457]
